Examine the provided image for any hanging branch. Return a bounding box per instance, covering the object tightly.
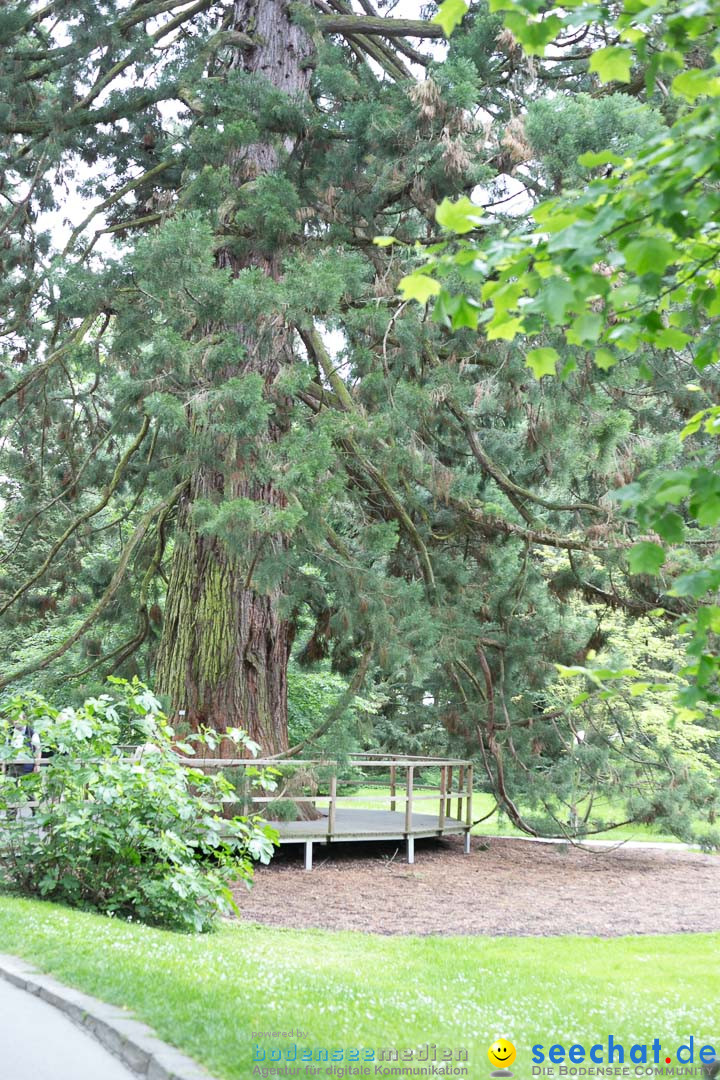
[74,0,216,112]
[1,421,120,565]
[2,85,183,137]
[70,490,177,681]
[451,651,540,836]
[429,487,618,554]
[69,623,150,681]
[313,0,413,79]
[17,0,212,80]
[273,644,374,759]
[298,325,356,411]
[567,550,684,617]
[292,354,614,560]
[0,314,99,409]
[297,325,436,590]
[445,400,607,520]
[63,162,173,256]
[0,417,152,616]
[0,480,188,692]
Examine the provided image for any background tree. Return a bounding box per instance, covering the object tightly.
[397,0,720,833]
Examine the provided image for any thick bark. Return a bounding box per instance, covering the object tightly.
[155,489,294,754]
[156,0,314,755]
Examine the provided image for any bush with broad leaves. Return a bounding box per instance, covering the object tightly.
[0,678,277,932]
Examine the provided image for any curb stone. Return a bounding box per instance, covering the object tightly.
[0,952,218,1080]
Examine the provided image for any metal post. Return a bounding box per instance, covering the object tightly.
[328,774,337,838]
[304,841,313,871]
[464,830,471,854]
[404,765,414,834]
[405,765,415,863]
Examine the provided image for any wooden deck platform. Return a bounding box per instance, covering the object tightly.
[272,807,471,869]
[178,751,475,870]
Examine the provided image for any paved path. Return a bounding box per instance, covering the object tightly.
[0,976,135,1080]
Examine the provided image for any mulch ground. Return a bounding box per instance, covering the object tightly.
[234,835,720,937]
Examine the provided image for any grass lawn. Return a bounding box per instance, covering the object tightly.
[0,896,718,1080]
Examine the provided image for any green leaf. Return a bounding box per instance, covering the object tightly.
[556,665,587,679]
[695,494,720,527]
[536,277,575,324]
[681,410,706,439]
[559,358,578,381]
[577,150,625,168]
[670,568,720,598]
[653,472,693,504]
[589,46,633,84]
[486,314,524,341]
[398,273,441,304]
[435,195,483,235]
[672,68,720,102]
[566,313,602,345]
[594,348,617,371]
[503,12,562,55]
[694,340,719,371]
[620,26,645,44]
[627,541,666,576]
[653,327,691,350]
[525,347,559,379]
[431,0,468,36]
[451,297,481,330]
[681,406,720,440]
[483,278,523,314]
[623,237,675,275]
[373,235,397,247]
[653,511,684,543]
[533,202,577,232]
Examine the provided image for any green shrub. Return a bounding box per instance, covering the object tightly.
[0,678,277,932]
[264,798,300,821]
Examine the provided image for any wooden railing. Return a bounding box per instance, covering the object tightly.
[178,752,474,840]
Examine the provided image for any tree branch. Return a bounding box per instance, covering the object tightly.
[316,14,445,38]
[0,418,152,616]
[274,645,374,759]
[0,480,188,692]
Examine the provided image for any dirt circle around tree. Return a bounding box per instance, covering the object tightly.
[234,834,720,937]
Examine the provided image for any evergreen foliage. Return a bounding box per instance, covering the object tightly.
[0,0,717,840]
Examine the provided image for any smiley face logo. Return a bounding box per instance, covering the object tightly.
[488,1038,516,1075]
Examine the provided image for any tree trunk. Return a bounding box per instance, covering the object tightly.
[155,492,293,754]
[155,0,314,756]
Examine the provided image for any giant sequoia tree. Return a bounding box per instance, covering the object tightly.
[152,1,317,752]
[1,0,718,837]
